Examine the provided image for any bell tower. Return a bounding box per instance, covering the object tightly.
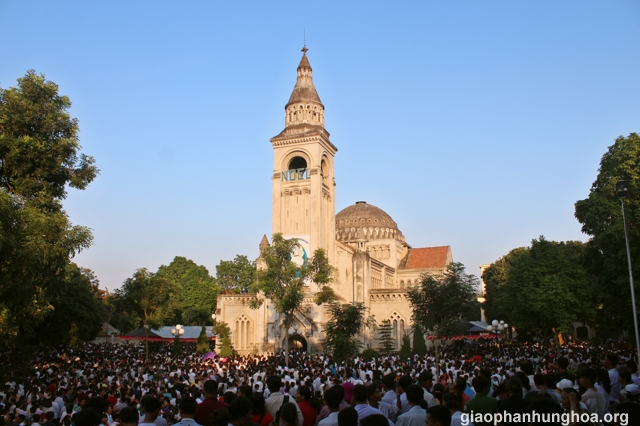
[270,47,337,265]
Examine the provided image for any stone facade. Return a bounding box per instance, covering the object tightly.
[216,48,452,355]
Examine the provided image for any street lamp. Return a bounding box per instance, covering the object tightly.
[171,324,185,355]
[486,319,508,339]
[616,180,640,362]
[143,324,150,361]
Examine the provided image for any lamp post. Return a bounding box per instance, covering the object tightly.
[143,324,150,361]
[486,319,508,340]
[616,180,640,362]
[171,324,185,355]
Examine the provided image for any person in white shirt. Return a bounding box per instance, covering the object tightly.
[396,376,414,416]
[380,375,398,415]
[318,387,342,426]
[353,385,394,426]
[395,385,425,426]
[417,373,437,408]
[264,376,304,426]
[443,395,473,426]
[172,398,200,426]
[366,384,398,420]
[139,396,166,426]
[605,354,622,406]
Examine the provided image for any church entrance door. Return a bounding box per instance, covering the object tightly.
[284,335,307,352]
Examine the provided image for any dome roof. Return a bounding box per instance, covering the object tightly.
[336,201,397,229]
[336,202,403,242]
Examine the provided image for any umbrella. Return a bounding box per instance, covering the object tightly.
[202,352,216,360]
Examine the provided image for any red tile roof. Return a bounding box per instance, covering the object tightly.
[405,246,451,269]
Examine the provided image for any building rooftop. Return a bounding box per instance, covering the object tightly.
[404,246,451,269]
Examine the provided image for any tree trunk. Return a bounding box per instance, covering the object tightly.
[435,337,440,379]
[284,314,291,367]
[285,332,289,367]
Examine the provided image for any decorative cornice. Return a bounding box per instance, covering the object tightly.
[219,294,258,306]
[370,291,409,303]
[282,187,311,196]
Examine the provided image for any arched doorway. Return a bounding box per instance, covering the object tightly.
[283,335,307,352]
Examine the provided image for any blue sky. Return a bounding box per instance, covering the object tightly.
[2,1,639,290]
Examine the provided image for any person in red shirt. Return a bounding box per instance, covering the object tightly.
[250,393,272,426]
[294,385,317,426]
[194,380,228,426]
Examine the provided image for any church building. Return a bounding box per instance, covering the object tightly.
[216,48,452,354]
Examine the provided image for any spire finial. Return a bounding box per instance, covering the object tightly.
[302,45,308,54]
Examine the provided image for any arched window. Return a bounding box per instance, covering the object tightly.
[234,314,252,349]
[289,156,307,170]
[392,319,398,344]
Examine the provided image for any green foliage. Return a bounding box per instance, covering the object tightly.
[361,348,380,360]
[412,325,427,356]
[575,133,640,333]
[213,321,231,339]
[377,320,395,355]
[482,248,528,322]
[462,300,482,322]
[322,302,376,364]
[0,71,97,350]
[408,263,478,339]
[0,70,98,208]
[111,268,178,332]
[215,255,256,294]
[251,233,335,334]
[156,256,220,325]
[218,336,233,357]
[69,323,82,349]
[483,238,597,336]
[399,333,411,360]
[33,263,105,347]
[196,325,209,355]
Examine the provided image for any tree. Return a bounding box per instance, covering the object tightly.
[399,333,412,361]
[218,336,233,357]
[33,263,105,347]
[112,268,178,332]
[377,320,395,355]
[407,262,478,377]
[213,321,232,356]
[251,233,335,365]
[196,325,209,355]
[482,238,597,342]
[481,248,528,324]
[412,324,427,356]
[0,71,97,350]
[322,302,376,364]
[216,255,256,294]
[156,256,220,325]
[575,133,640,333]
[0,70,98,208]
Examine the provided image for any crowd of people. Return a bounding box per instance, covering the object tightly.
[1,339,639,426]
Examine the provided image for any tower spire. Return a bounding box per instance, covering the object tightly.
[284,46,324,129]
